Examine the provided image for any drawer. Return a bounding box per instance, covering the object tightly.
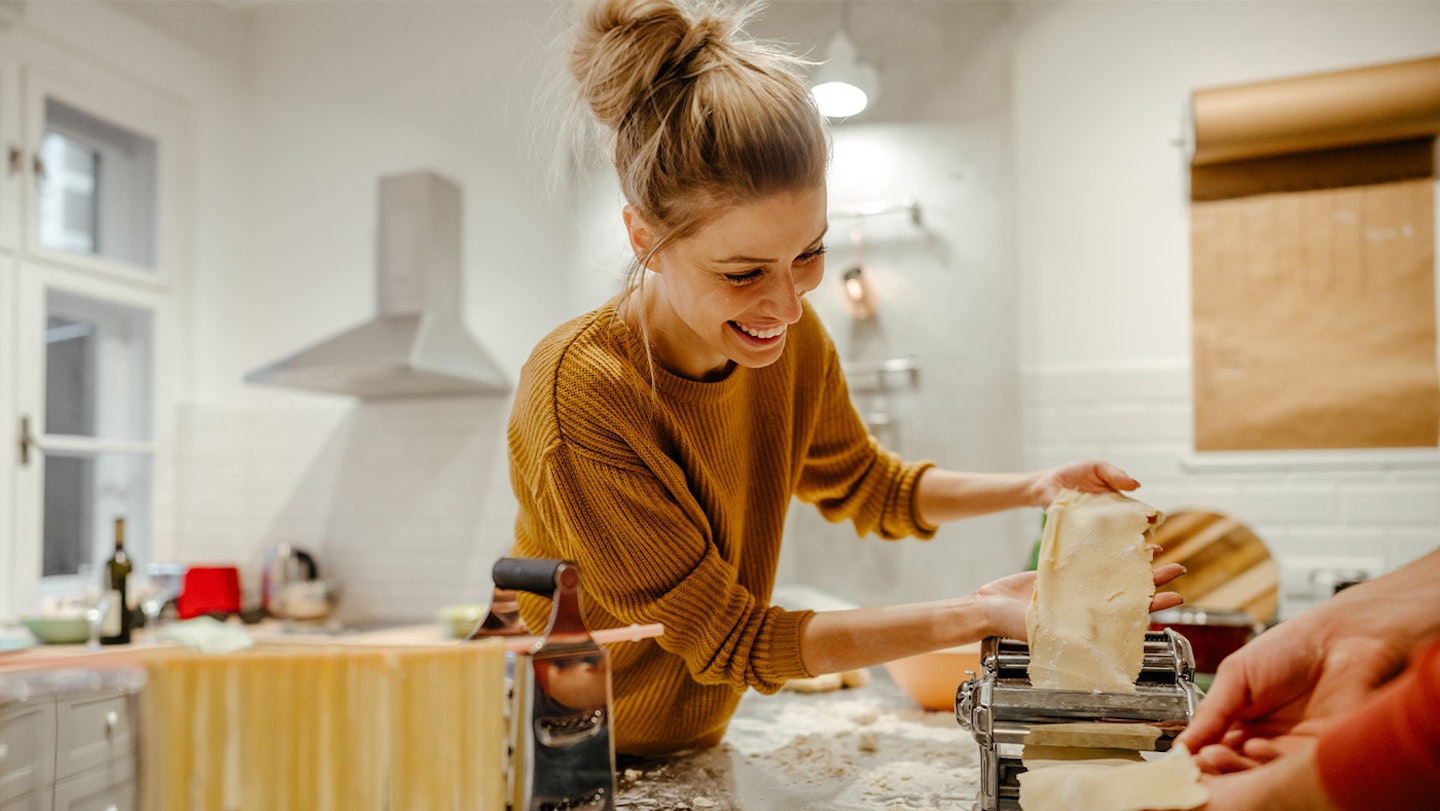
[53,757,136,811]
[0,699,56,804]
[55,692,135,781]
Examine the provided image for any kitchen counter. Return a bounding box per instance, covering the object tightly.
[4,620,985,809]
[615,669,983,810]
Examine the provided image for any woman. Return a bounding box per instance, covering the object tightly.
[509,0,1183,756]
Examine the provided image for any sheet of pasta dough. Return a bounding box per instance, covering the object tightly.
[1018,743,1207,811]
[1026,489,1160,693]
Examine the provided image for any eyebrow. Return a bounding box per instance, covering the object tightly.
[711,225,829,265]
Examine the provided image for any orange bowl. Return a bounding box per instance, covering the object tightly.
[884,643,982,711]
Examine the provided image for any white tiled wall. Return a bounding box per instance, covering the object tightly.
[1023,361,1440,617]
[172,398,519,623]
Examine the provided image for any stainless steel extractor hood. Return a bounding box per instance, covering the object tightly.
[245,170,510,398]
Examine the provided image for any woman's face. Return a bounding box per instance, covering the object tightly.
[629,185,828,381]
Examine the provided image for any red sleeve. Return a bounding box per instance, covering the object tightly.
[1316,637,1440,811]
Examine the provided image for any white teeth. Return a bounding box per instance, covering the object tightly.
[737,323,786,340]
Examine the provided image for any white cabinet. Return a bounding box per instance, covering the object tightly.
[0,693,54,805]
[0,670,142,811]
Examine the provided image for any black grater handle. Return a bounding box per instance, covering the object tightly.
[492,557,565,596]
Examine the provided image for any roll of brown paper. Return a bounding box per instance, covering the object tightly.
[1191,54,1440,166]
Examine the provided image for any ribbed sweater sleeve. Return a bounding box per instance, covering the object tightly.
[795,355,936,540]
[1315,637,1440,810]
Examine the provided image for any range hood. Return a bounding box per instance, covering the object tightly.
[245,170,510,398]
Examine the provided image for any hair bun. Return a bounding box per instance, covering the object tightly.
[568,0,735,130]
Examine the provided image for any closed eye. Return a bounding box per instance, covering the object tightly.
[798,245,827,264]
[721,246,826,285]
[723,268,765,284]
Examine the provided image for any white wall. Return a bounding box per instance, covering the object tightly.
[1013,1,1440,617]
[167,0,1028,617]
[174,0,580,619]
[25,0,1440,623]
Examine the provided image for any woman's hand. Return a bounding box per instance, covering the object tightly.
[1028,460,1140,507]
[974,564,1186,641]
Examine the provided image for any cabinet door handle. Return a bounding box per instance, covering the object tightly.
[106,709,120,735]
[6,145,20,177]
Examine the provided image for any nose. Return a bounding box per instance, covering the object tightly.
[766,268,806,322]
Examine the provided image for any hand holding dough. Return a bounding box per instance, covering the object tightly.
[1026,489,1161,693]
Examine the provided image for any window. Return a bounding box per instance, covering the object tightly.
[37,97,158,269]
[3,48,184,617]
[40,291,155,580]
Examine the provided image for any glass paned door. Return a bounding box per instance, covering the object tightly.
[31,287,155,592]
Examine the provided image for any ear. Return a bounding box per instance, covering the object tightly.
[622,205,656,267]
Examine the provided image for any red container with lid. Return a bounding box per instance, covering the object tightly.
[1150,607,1261,674]
[176,565,242,619]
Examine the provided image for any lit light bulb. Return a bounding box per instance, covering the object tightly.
[841,266,875,319]
[810,30,878,120]
[812,81,869,119]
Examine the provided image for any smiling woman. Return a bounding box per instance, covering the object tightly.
[504,0,1182,762]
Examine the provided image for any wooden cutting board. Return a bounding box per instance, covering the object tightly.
[1150,510,1278,625]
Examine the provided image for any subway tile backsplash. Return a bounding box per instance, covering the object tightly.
[1023,362,1440,618]
[172,398,518,622]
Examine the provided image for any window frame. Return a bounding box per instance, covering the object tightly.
[2,40,187,619]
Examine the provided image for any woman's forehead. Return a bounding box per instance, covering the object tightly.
[686,187,828,256]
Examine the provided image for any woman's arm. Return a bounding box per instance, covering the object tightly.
[913,460,1140,526]
[796,567,1185,676]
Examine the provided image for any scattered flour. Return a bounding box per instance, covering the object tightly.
[618,679,982,809]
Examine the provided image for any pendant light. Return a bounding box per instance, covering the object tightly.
[810,6,879,119]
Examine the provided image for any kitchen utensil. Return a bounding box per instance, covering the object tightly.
[467,587,527,639]
[177,565,243,619]
[957,630,1203,811]
[277,579,341,621]
[493,557,615,811]
[261,543,320,618]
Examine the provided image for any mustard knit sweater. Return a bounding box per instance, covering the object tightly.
[508,299,935,756]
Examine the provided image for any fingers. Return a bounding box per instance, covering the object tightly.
[1177,661,1253,752]
[1094,461,1139,492]
[1194,743,1262,775]
[1149,591,1184,612]
[1152,562,1186,587]
[1240,737,1289,765]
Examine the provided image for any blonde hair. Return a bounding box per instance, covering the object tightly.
[565,0,829,296]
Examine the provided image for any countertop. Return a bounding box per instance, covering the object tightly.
[3,619,986,809]
[615,670,983,811]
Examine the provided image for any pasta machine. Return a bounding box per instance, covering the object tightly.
[956,629,1204,811]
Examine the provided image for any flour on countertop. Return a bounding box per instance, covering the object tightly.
[618,688,981,810]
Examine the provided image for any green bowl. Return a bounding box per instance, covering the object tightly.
[436,604,485,639]
[22,615,92,645]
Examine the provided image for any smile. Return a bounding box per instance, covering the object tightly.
[731,321,787,341]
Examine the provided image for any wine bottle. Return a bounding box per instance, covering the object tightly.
[101,517,134,645]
